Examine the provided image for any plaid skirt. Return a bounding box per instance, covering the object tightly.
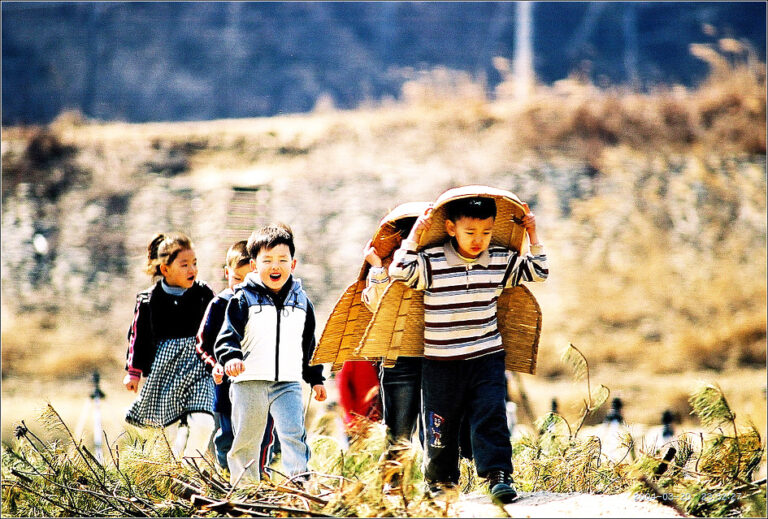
[125,336,214,428]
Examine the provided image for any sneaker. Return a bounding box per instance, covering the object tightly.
[487,470,518,504]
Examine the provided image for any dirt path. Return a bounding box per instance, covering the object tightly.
[450,491,684,518]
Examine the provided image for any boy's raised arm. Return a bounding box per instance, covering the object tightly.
[504,213,549,287]
[388,209,432,290]
[508,243,549,285]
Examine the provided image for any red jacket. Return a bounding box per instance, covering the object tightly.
[336,361,382,427]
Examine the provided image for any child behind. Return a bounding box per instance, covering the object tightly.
[124,232,216,457]
[361,210,425,475]
[389,196,548,504]
[194,240,276,473]
[215,223,326,485]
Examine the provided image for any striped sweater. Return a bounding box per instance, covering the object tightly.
[389,239,548,360]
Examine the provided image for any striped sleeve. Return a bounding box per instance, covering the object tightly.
[361,266,389,312]
[388,239,429,290]
[504,243,549,287]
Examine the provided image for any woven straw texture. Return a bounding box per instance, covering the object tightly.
[356,283,541,373]
[311,202,429,371]
[420,185,529,253]
[354,185,542,373]
[311,279,373,372]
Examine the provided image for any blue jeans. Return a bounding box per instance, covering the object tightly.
[214,411,276,473]
[228,380,308,485]
[380,356,422,444]
[422,351,512,483]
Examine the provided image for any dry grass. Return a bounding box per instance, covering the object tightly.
[1,310,122,380]
[1,42,765,497]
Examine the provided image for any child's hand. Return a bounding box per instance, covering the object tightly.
[212,363,225,385]
[363,240,383,268]
[123,373,139,393]
[312,384,327,402]
[410,207,433,243]
[224,359,245,377]
[522,212,540,245]
[522,212,536,231]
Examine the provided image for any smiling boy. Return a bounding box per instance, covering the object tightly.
[389,196,548,504]
[215,223,326,485]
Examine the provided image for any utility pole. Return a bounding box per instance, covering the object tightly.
[90,371,106,463]
[623,3,639,88]
[513,2,535,99]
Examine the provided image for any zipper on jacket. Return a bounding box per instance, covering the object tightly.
[274,305,281,381]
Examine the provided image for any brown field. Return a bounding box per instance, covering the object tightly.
[2,42,766,480]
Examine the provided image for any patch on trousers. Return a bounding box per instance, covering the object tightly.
[427,411,445,448]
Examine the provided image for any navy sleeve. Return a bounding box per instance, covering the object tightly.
[301,300,325,386]
[215,292,249,367]
[195,296,227,374]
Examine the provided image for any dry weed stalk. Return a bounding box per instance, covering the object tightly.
[3,372,766,517]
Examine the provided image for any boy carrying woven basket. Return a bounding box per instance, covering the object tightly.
[389,194,548,504]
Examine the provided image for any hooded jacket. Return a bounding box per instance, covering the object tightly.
[214,272,324,386]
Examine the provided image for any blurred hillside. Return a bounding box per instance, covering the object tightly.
[1,43,766,440]
[2,1,765,124]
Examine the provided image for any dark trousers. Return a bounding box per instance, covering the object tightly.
[422,351,512,483]
[380,356,423,443]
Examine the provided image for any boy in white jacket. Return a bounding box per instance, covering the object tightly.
[216,223,326,485]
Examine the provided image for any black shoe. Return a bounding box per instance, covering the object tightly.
[487,470,518,504]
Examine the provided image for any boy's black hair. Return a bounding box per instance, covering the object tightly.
[445,197,497,222]
[226,240,250,269]
[247,223,295,259]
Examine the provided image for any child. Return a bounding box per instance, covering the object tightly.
[363,208,473,490]
[215,223,326,485]
[389,196,548,503]
[336,359,381,433]
[124,232,216,458]
[194,240,276,473]
[361,209,425,453]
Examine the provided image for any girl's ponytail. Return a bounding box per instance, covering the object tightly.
[146,233,167,277]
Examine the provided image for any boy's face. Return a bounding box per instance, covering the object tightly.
[160,248,198,289]
[224,263,253,290]
[252,243,296,292]
[445,216,495,259]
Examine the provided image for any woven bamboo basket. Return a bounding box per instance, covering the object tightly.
[355,185,542,374]
[311,202,429,372]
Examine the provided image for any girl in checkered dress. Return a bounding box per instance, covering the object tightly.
[123,232,216,458]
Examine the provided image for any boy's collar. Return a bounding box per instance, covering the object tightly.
[443,239,491,267]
